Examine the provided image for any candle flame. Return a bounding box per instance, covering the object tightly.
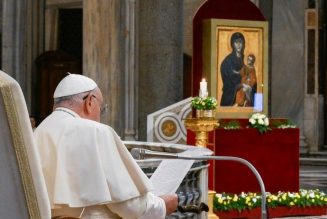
[202,78,206,82]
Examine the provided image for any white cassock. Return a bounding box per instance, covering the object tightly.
[34,107,166,219]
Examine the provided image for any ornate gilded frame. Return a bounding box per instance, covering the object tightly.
[202,19,268,118]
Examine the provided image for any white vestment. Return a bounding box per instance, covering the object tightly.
[34,107,165,219]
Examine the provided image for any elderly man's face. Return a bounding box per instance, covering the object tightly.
[91,89,105,122]
[83,88,105,122]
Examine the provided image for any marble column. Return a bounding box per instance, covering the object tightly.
[124,0,138,140]
[138,0,183,140]
[83,0,126,136]
[2,0,44,111]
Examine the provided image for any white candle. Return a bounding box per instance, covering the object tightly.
[200,78,208,98]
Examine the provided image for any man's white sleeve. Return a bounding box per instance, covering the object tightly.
[107,192,166,219]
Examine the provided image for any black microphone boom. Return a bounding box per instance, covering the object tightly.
[130,147,268,219]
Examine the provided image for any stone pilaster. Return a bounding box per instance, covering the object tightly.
[271,0,307,151]
[83,0,126,136]
[2,0,44,111]
[124,0,138,140]
[138,0,183,140]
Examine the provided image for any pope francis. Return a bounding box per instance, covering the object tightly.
[34,73,178,218]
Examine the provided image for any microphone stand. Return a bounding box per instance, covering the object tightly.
[137,149,268,219]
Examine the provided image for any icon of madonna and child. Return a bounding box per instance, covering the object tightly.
[220,32,258,107]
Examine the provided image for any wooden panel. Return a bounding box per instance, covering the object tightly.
[34,50,81,124]
[306,10,316,28]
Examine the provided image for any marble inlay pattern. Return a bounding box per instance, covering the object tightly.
[147,98,192,144]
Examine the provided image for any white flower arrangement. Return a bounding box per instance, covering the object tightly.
[249,113,271,134]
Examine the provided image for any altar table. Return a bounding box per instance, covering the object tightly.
[187,127,300,193]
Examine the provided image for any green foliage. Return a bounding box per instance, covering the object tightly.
[219,120,241,130]
[214,189,327,212]
[271,119,297,129]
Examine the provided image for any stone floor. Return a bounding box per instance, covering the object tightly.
[272,149,327,218]
[300,150,327,193]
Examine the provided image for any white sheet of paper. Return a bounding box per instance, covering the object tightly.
[150,150,206,196]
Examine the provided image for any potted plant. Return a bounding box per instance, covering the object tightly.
[191,96,218,118]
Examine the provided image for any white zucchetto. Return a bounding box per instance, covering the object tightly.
[53,73,97,98]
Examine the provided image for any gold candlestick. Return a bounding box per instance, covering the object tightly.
[184,116,219,218]
[184,117,219,147]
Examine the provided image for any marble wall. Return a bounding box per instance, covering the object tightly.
[271,0,307,148]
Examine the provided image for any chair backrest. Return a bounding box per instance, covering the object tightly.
[0,71,51,219]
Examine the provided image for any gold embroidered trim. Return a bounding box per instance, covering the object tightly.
[0,76,41,219]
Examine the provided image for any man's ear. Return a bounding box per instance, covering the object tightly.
[83,96,93,115]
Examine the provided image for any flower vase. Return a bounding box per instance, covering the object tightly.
[196,109,215,118]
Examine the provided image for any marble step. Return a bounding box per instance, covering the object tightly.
[300,157,327,166]
[307,151,327,158]
[300,171,327,178]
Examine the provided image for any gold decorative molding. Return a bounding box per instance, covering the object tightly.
[208,190,219,219]
[184,118,219,147]
[202,19,269,118]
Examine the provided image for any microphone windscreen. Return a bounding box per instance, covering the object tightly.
[130,148,142,160]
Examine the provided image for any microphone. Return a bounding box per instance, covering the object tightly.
[131,148,191,160]
[130,147,268,219]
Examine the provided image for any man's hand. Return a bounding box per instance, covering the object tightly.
[160,194,178,215]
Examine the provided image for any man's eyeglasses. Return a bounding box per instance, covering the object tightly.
[82,93,108,115]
